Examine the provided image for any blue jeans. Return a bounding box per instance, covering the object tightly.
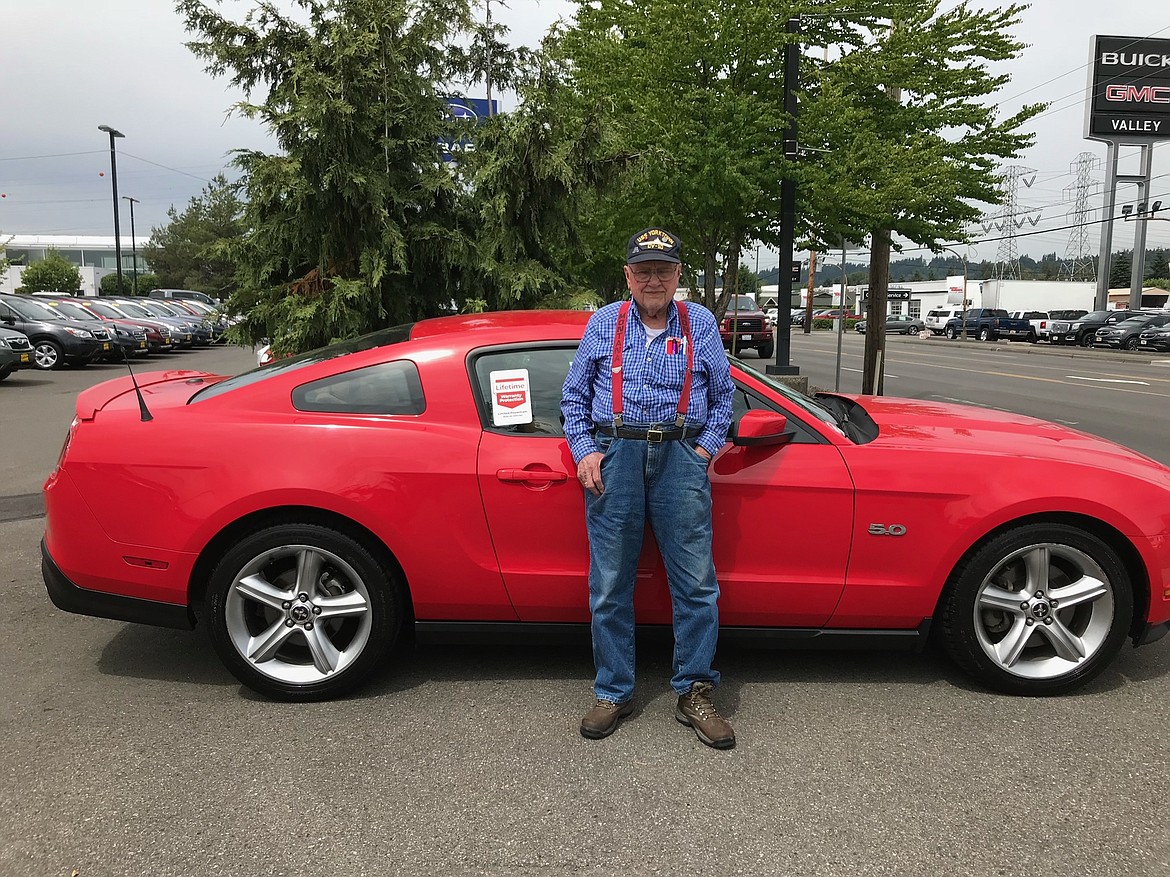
[585,429,721,703]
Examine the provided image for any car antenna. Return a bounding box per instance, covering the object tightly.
[116,323,153,422]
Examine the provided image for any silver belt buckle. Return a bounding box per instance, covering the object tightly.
[646,428,664,443]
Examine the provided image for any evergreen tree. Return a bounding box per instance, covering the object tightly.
[143,174,244,298]
[178,0,528,352]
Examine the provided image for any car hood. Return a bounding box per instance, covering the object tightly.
[842,394,1170,478]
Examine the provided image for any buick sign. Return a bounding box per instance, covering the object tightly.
[1086,35,1170,142]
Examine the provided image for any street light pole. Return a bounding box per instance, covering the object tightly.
[98,125,126,296]
[122,196,139,296]
[767,15,801,378]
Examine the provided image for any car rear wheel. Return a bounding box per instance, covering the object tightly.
[978,327,992,342]
[205,523,401,701]
[939,523,1132,696]
[33,340,63,370]
[946,326,958,340]
[756,341,774,359]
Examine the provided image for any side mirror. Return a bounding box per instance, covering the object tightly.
[732,410,794,447]
[0,314,14,325]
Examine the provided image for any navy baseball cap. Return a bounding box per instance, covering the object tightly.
[626,227,681,264]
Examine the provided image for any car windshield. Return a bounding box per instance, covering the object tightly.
[47,301,96,321]
[4,297,64,320]
[729,296,758,311]
[190,324,417,403]
[729,355,843,431]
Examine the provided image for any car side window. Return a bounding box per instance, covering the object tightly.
[292,360,425,415]
[473,347,578,436]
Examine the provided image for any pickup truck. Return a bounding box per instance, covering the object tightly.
[719,294,774,358]
[1007,310,1088,342]
[943,308,1033,342]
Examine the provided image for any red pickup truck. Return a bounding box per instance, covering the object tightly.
[719,295,774,358]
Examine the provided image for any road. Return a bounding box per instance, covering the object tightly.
[777,329,1170,465]
[1,338,1168,877]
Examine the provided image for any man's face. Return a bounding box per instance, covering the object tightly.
[624,260,681,314]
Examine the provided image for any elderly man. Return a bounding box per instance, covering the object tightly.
[561,227,737,749]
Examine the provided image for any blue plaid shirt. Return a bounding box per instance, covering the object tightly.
[561,299,735,463]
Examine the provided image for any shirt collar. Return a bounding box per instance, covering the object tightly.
[628,297,680,333]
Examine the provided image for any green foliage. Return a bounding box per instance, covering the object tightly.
[143,174,243,299]
[16,250,82,294]
[812,318,859,331]
[735,264,762,299]
[1110,251,1132,288]
[101,272,160,295]
[178,0,530,354]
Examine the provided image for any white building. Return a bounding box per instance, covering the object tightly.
[1,234,143,296]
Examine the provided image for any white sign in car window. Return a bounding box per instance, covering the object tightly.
[489,369,533,426]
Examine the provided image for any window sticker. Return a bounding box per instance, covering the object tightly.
[489,369,533,426]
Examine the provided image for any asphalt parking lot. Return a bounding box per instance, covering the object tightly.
[2,340,1169,877]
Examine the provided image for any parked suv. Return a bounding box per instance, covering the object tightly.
[925,307,964,335]
[1093,313,1170,350]
[719,295,773,358]
[0,325,34,380]
[149,288,219,306]
[1049,310,1139,347]
[0,294,109,369]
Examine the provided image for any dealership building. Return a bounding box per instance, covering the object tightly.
[0,234,145,295]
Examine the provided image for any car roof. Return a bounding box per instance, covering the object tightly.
[408,310,593,343]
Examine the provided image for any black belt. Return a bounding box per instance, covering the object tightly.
[594,425,704,442]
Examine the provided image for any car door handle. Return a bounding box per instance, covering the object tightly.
[496,468,568,484]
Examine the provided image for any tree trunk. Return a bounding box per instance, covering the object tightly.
[862,228,891,395]
[803,249,817,334]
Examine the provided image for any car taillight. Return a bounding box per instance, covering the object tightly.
[56,417,79,470]
[1040,321,1046,328]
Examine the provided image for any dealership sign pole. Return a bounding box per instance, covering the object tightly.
[1085,35,1170,310]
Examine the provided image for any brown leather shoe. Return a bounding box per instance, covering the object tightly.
[580,699,634,739]
[675,682,735,749]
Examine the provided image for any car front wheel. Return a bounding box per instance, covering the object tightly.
[939,523,1133,696]
[33,340,63,370]
[205,523,402,700]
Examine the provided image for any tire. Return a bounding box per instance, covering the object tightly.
[1026,332,1037,344]
[978,327,992,342]
[1079,333,1093,348]
[1123,336,1139,351]
[939,523,1133,696]
[33,340,63,371]
[205,522,402,701]
[946,326,958,340]
[0,366,12,382]
[756,341,774,359]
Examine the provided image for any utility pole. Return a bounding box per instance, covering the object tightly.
[767,15,801,378]
[802,250,817,333]
[484,0,494,117]
[122,196,139,295]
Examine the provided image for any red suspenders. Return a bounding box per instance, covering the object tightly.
[610,300,694,430]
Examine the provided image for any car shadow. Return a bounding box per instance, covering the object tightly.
[95,622,1170,704]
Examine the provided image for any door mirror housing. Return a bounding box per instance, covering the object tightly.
[732,410,794,447]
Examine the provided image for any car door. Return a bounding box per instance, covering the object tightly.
[472,343,665,623]
[473,343,853,628]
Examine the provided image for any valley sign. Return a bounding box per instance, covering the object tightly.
[1086,35,1170,142]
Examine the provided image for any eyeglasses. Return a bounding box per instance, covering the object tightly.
[629,266,679,283]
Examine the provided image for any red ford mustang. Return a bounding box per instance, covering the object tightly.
[41,311,1170,700]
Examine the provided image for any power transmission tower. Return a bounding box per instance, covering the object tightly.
[985,165,1039,280]
[1061,152,1101,281]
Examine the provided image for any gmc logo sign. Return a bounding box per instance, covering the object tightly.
[1105,84,1170,104]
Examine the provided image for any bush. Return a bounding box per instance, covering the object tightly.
[99,272,161,296]
[811,318,859,331]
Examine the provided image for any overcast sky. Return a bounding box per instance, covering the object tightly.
[2,0,1167,270]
